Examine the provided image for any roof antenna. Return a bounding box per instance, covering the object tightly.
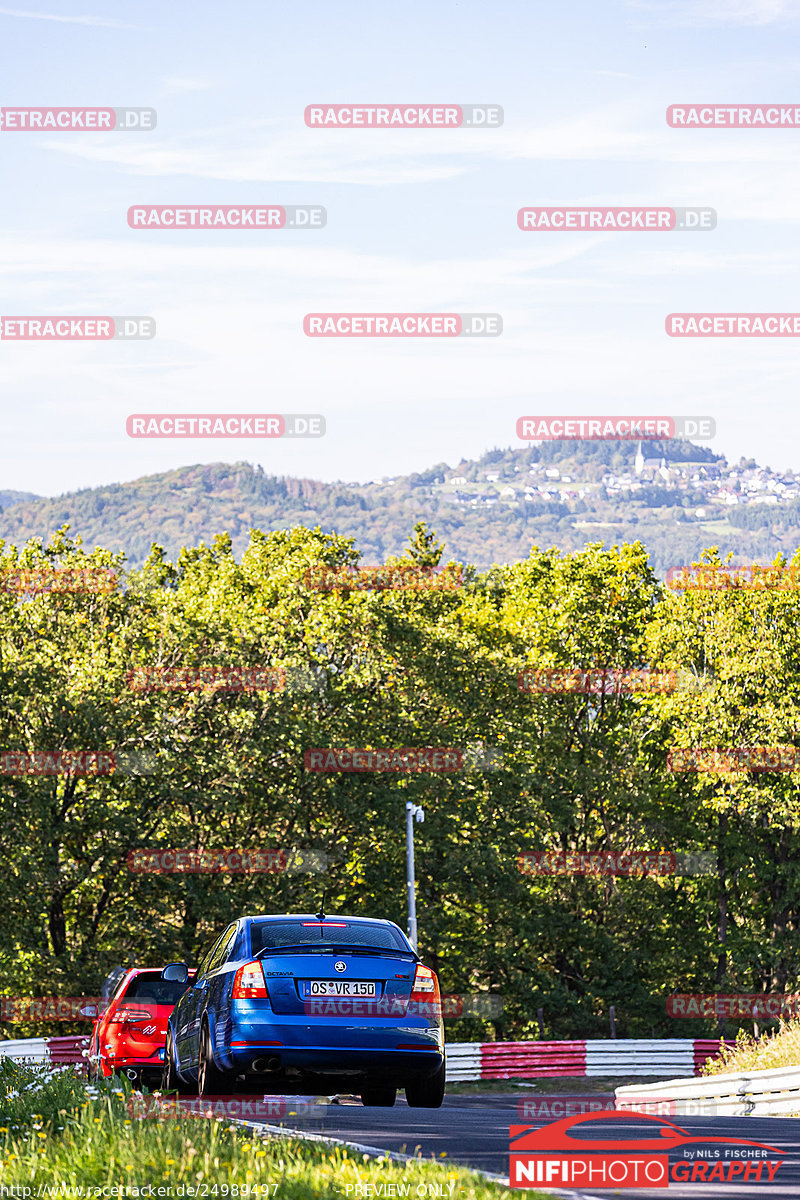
[316,892,327,921]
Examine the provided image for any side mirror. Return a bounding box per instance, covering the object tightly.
[161,962,189,983]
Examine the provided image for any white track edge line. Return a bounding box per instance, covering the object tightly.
[231,1116,511,1186]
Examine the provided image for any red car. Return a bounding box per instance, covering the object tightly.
[88,967,194,1087]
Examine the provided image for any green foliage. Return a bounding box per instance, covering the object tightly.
[702,1021,800,1077]
[1,526,800,1042]
[0,1073,512,1196]
[0,1058,88,1135]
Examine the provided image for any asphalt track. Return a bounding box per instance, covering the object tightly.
[252,1093,800,1198]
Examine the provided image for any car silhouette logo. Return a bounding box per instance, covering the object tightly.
[510,1111,782,1154]
[334,961,346,973]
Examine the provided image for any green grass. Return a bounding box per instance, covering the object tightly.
[702,1021,800,1076]
[0,1056,87,1132]
[697,520,735,535]
[0,1061,542,1197]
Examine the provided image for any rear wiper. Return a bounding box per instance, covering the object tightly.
[254,943,417,960]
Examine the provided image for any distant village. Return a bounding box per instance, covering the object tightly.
[376,443,800,517]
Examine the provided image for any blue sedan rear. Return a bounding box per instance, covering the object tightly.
[162,913,445,1107]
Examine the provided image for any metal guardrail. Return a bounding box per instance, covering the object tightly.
[0,1036,88,1067]
[0,1037,50,1062]
[616,1064,800,1117]
[0,1035,730,1090]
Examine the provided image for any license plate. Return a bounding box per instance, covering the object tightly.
[300,980,377,998]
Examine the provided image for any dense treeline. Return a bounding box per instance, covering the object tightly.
[1,523,800,1044]
[0,449,792,575]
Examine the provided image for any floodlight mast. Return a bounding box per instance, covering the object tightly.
[405,801,424,950]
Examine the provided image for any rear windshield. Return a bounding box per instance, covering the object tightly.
[249,920,410,956]
[120,975,191,1005]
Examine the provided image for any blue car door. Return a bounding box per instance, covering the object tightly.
[175,931,224,1074]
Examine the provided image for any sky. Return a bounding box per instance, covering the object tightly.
[3,0,800,495]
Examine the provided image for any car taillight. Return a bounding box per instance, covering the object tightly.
[109,1008,152,1024]
[410,964,441,1014]
[232,960,269,1000]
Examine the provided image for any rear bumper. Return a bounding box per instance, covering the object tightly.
[100,1049,164,1075]
[229,1044,442,1077]
[219,1013,443,1077]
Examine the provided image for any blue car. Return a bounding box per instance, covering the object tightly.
[161,912,445,1107]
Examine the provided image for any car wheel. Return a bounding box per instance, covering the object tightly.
[360,1085,397,1107]
[405,1060,445,1109]
[197,1023,227,1098]
[161,1030,193,1097]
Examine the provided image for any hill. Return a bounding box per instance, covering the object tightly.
[1,440,799,575]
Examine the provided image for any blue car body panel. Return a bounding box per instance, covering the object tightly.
[169,914,445,1086]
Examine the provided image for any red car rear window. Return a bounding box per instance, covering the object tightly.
[120,975,191,1005]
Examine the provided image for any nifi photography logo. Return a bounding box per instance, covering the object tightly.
[509,1112,784,1188]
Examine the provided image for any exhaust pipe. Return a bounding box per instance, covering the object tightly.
[251,1056,281,1073]
[124,1068,138,1081]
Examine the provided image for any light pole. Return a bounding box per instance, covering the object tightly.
[405,801,424,950]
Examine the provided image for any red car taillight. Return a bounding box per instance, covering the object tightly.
[409,964,441,1015]
[231,960,269,1000]
[109,1008,152,1025]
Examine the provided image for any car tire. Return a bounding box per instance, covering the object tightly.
[198,1022,227,1098]
[405,1060,445,1109]
[360,1085,397,1107]
[161,1030,193,1096]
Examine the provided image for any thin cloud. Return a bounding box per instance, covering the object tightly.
[628,0,797,26]
[162,77,214,93]
[0,5,137,27]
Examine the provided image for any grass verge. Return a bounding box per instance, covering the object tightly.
[0,1059,541,1197]
[702,1021,800,1076]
